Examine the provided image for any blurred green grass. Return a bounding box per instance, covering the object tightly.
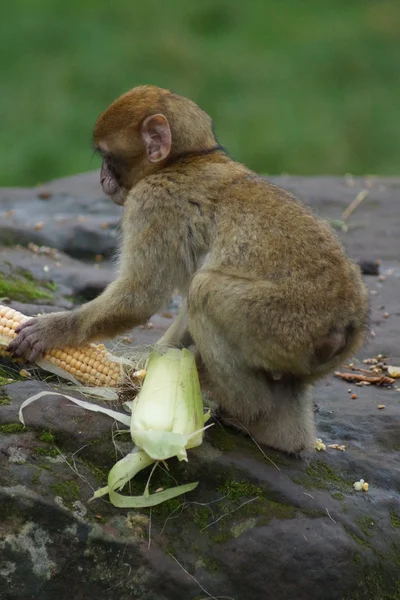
[1,0,400,186]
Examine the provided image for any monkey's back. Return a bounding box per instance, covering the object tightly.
[199,167,369,367]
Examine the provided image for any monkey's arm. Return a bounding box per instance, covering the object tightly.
[8,209,185,362]
[7,278,156,362]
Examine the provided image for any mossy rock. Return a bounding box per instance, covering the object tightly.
[0,266,56,303]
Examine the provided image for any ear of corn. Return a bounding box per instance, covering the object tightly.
[5,302,210,508]
[0,305,122,387]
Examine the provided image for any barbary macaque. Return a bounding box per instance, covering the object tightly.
[8,85,369,453]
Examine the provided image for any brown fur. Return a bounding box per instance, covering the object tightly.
[8,85,369,454]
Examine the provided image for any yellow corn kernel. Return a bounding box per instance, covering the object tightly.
[0,305,122,387]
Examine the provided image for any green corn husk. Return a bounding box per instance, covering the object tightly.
[91,348,212,508]
[130,348,209,461]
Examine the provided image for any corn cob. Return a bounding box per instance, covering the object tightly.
[0,305,122,386]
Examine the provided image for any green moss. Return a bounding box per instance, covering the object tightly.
[0,272,54,302]
[81,460,109,485]
[218,479,262,501]
[200,557,220,572]
[0,395,11,405]
[208,425,238,451]
[331,492,345,501]
[50,480,81,505]
[35,430,60,457]
[38,463,52,471]
[32,470,41,485]
[258,499,296,522]
[211,531,231,544]
[294,459,351,492]
[390,512,400,529]
[192,507,211,530]
[345,564,400,600]
[13,268,57,293]
[231,517,257,538]
[356,516,375,537]
[151,497,182,519]
[34,445,59,458]
[300,507,325,519]
[0,422,25,433]
[344,526,371,549]
[43,281,58,292]
[217,477,295,524]
[39,430,56,443]
[390,543,400,568]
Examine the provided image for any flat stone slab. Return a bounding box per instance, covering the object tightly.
[1,173,399,600]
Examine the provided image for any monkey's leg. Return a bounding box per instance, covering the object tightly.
[157,301,193,348]
[188,277,316,454]
[230,380,316,454]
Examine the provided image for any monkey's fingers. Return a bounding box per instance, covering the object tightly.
[14,319,34,334]
[7,319,46,362]
[8,337,46,363]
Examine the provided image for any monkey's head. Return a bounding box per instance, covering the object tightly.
[93,85,217,205]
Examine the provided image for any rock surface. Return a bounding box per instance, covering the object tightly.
[1,172,400,600]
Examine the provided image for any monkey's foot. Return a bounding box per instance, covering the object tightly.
[215,409,315,456]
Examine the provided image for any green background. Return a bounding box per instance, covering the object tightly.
[2,0,399,186]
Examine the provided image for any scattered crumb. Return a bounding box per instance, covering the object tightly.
[95,254,104,262]
[315,438,326,451]
[383,312,389,319]
[377,404,385,409]
[132,369,146,381]
[19,369,31,378]
[327,444,346,452]
[34,222,44,231]
[100,222,109,229]
[388,366,400,378]
[27,243,59,258]
[353,479,369,492]
[351,393,358,399]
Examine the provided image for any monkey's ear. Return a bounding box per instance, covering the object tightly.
[141,114,172,163]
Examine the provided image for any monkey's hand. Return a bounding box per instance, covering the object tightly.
[7,312,78,363]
